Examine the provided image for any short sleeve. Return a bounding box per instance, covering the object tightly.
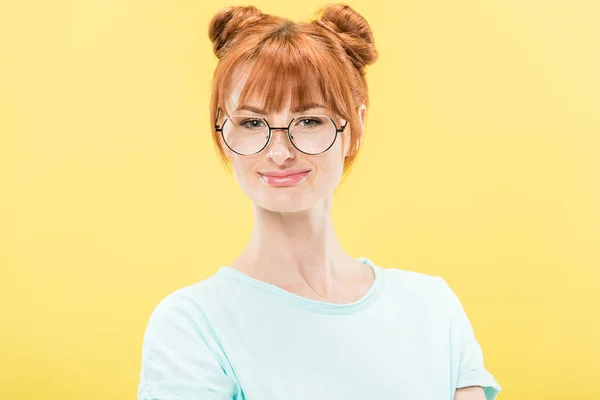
[137,291,238,400]
[441,278,502,400]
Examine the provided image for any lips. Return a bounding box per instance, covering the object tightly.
[258,169,311,187]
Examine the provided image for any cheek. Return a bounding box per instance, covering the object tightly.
[230,157,270,197]
[330,137,348,169]
[314,149,345,185]
[231,158,253,186]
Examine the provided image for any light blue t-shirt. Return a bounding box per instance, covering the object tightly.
[138,258,501,400]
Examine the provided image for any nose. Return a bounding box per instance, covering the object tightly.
[266,128,295,165]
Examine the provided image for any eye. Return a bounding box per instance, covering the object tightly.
[240,118,266,129]
[296,117,323,128]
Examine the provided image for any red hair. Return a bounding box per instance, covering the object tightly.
[208,4,378,173]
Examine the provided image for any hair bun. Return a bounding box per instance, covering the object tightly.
[313,3,378,70]
[208,6,265,60]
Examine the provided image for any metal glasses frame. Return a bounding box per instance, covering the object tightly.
[214,109,349,156]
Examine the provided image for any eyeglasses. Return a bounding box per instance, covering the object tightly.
[215,111,348,156]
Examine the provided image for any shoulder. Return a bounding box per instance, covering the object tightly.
[139,275,231,374]
[381,266,455,316]
[383,266,451,296]
[138,275,240,398]
[142,275,224,341]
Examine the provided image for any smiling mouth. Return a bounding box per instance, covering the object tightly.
[258,170,311,187]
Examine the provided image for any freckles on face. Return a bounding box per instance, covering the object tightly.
[221,69,350,211]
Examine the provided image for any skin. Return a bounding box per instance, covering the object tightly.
[455,386,486,400]
[221,66,373,303]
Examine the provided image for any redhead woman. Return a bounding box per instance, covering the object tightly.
[137,4,501,400]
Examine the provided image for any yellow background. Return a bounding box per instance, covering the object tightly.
[1,0,599,399]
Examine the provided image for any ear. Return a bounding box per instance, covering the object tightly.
[343,104,367,158]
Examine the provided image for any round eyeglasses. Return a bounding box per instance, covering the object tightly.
[215,112,348,156]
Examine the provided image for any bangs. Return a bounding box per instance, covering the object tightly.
[218,30,353,121]
[209,14,370,174]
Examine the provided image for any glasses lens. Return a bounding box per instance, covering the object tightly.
[221,114,338,155]
[222,116,269,155]
[290,115,337,154]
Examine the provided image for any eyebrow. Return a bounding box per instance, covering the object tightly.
[235,102,326,115]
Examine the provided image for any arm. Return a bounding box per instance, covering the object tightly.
[454,386,487,400]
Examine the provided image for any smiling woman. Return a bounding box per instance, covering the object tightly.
[136,4,501,400]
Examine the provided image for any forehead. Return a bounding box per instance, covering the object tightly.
[222,60,329,117]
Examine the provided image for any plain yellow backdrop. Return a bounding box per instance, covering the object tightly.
[1,0,599,399]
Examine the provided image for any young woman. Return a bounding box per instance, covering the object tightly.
[137,4,501,400]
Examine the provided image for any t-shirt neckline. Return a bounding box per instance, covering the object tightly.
[217,257,384,315]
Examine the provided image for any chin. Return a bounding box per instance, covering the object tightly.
[237,173,337,213]
[255,192,315,213]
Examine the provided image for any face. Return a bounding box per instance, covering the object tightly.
[220,73,366,213]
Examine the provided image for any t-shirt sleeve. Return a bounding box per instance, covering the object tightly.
[440,277,502,400]
[137,291,237,400]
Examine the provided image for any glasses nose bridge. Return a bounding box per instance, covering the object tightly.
[270,126,290,133]
[267,125,292,144]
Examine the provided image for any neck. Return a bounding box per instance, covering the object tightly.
[233,196,359,298]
